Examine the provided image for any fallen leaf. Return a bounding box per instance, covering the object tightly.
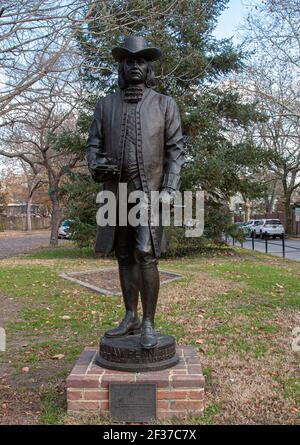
[52,354,65,360]
[196,339,204,344]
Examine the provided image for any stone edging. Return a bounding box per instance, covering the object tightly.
[60,267,183,296]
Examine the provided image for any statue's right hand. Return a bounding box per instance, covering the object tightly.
[88,159,119,182]
[89,168,104,183]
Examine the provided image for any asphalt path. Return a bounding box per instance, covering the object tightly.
[1,231,300,262]
[0,231,56,259]
[232,236,300,261]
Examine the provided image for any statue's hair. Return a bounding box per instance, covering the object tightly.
[117,60,155,89]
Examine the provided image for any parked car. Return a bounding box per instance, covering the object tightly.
[234,222,249,235]
[257,219,285,239]
[244,220,263,237]
[58,219,72,239]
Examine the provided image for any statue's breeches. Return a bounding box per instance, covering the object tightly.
[115,223,157,267]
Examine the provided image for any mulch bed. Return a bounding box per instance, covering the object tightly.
[62,268,182,295]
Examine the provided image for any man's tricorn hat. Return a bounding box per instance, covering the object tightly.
[112,36,161,62]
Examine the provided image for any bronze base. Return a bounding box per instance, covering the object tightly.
[96,333,179,372]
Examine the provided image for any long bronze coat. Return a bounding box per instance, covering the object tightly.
[86,87,184,257]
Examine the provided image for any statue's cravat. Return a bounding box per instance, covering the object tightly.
[123,85,145,103]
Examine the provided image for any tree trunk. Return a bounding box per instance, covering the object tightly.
[26,196,32,231]
[240,193,249,222]
[244,204,249,222]
[284,195,293,235]
[49,191,62,246]
[282,176,293,235]
[263,179,277,213]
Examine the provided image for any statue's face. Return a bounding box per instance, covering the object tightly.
[123,57,148,85]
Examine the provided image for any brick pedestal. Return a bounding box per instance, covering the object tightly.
[67,346,205,421]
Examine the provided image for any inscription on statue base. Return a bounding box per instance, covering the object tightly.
[96,334,179,372]
[110,383,156,422]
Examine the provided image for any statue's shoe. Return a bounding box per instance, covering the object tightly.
[105,317,141,338]
[140,321,157,349]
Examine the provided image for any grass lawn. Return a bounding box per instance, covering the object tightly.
[0,245,299,424]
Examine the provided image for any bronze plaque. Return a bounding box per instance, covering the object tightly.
[110,383,156,422]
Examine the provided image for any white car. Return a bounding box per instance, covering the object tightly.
[244,220,263,237]
[257,219,285,239]
[58,219,72,239]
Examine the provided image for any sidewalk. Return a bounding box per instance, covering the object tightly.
[0,229,50,238]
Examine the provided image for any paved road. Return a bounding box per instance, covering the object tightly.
[232,237,300,261]
[0,231,55,259]
[1,230,300,261]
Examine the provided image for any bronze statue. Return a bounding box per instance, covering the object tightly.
[86,36,184,351]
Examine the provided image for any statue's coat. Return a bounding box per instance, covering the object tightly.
[86,87,184,257]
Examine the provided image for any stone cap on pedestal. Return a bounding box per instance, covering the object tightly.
[97,333,179,372]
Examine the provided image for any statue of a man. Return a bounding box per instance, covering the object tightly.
[86,36,184,349]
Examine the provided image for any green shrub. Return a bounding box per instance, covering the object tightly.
[60,172,99,248]
[162,226,208,257]
[62,173,239,257]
